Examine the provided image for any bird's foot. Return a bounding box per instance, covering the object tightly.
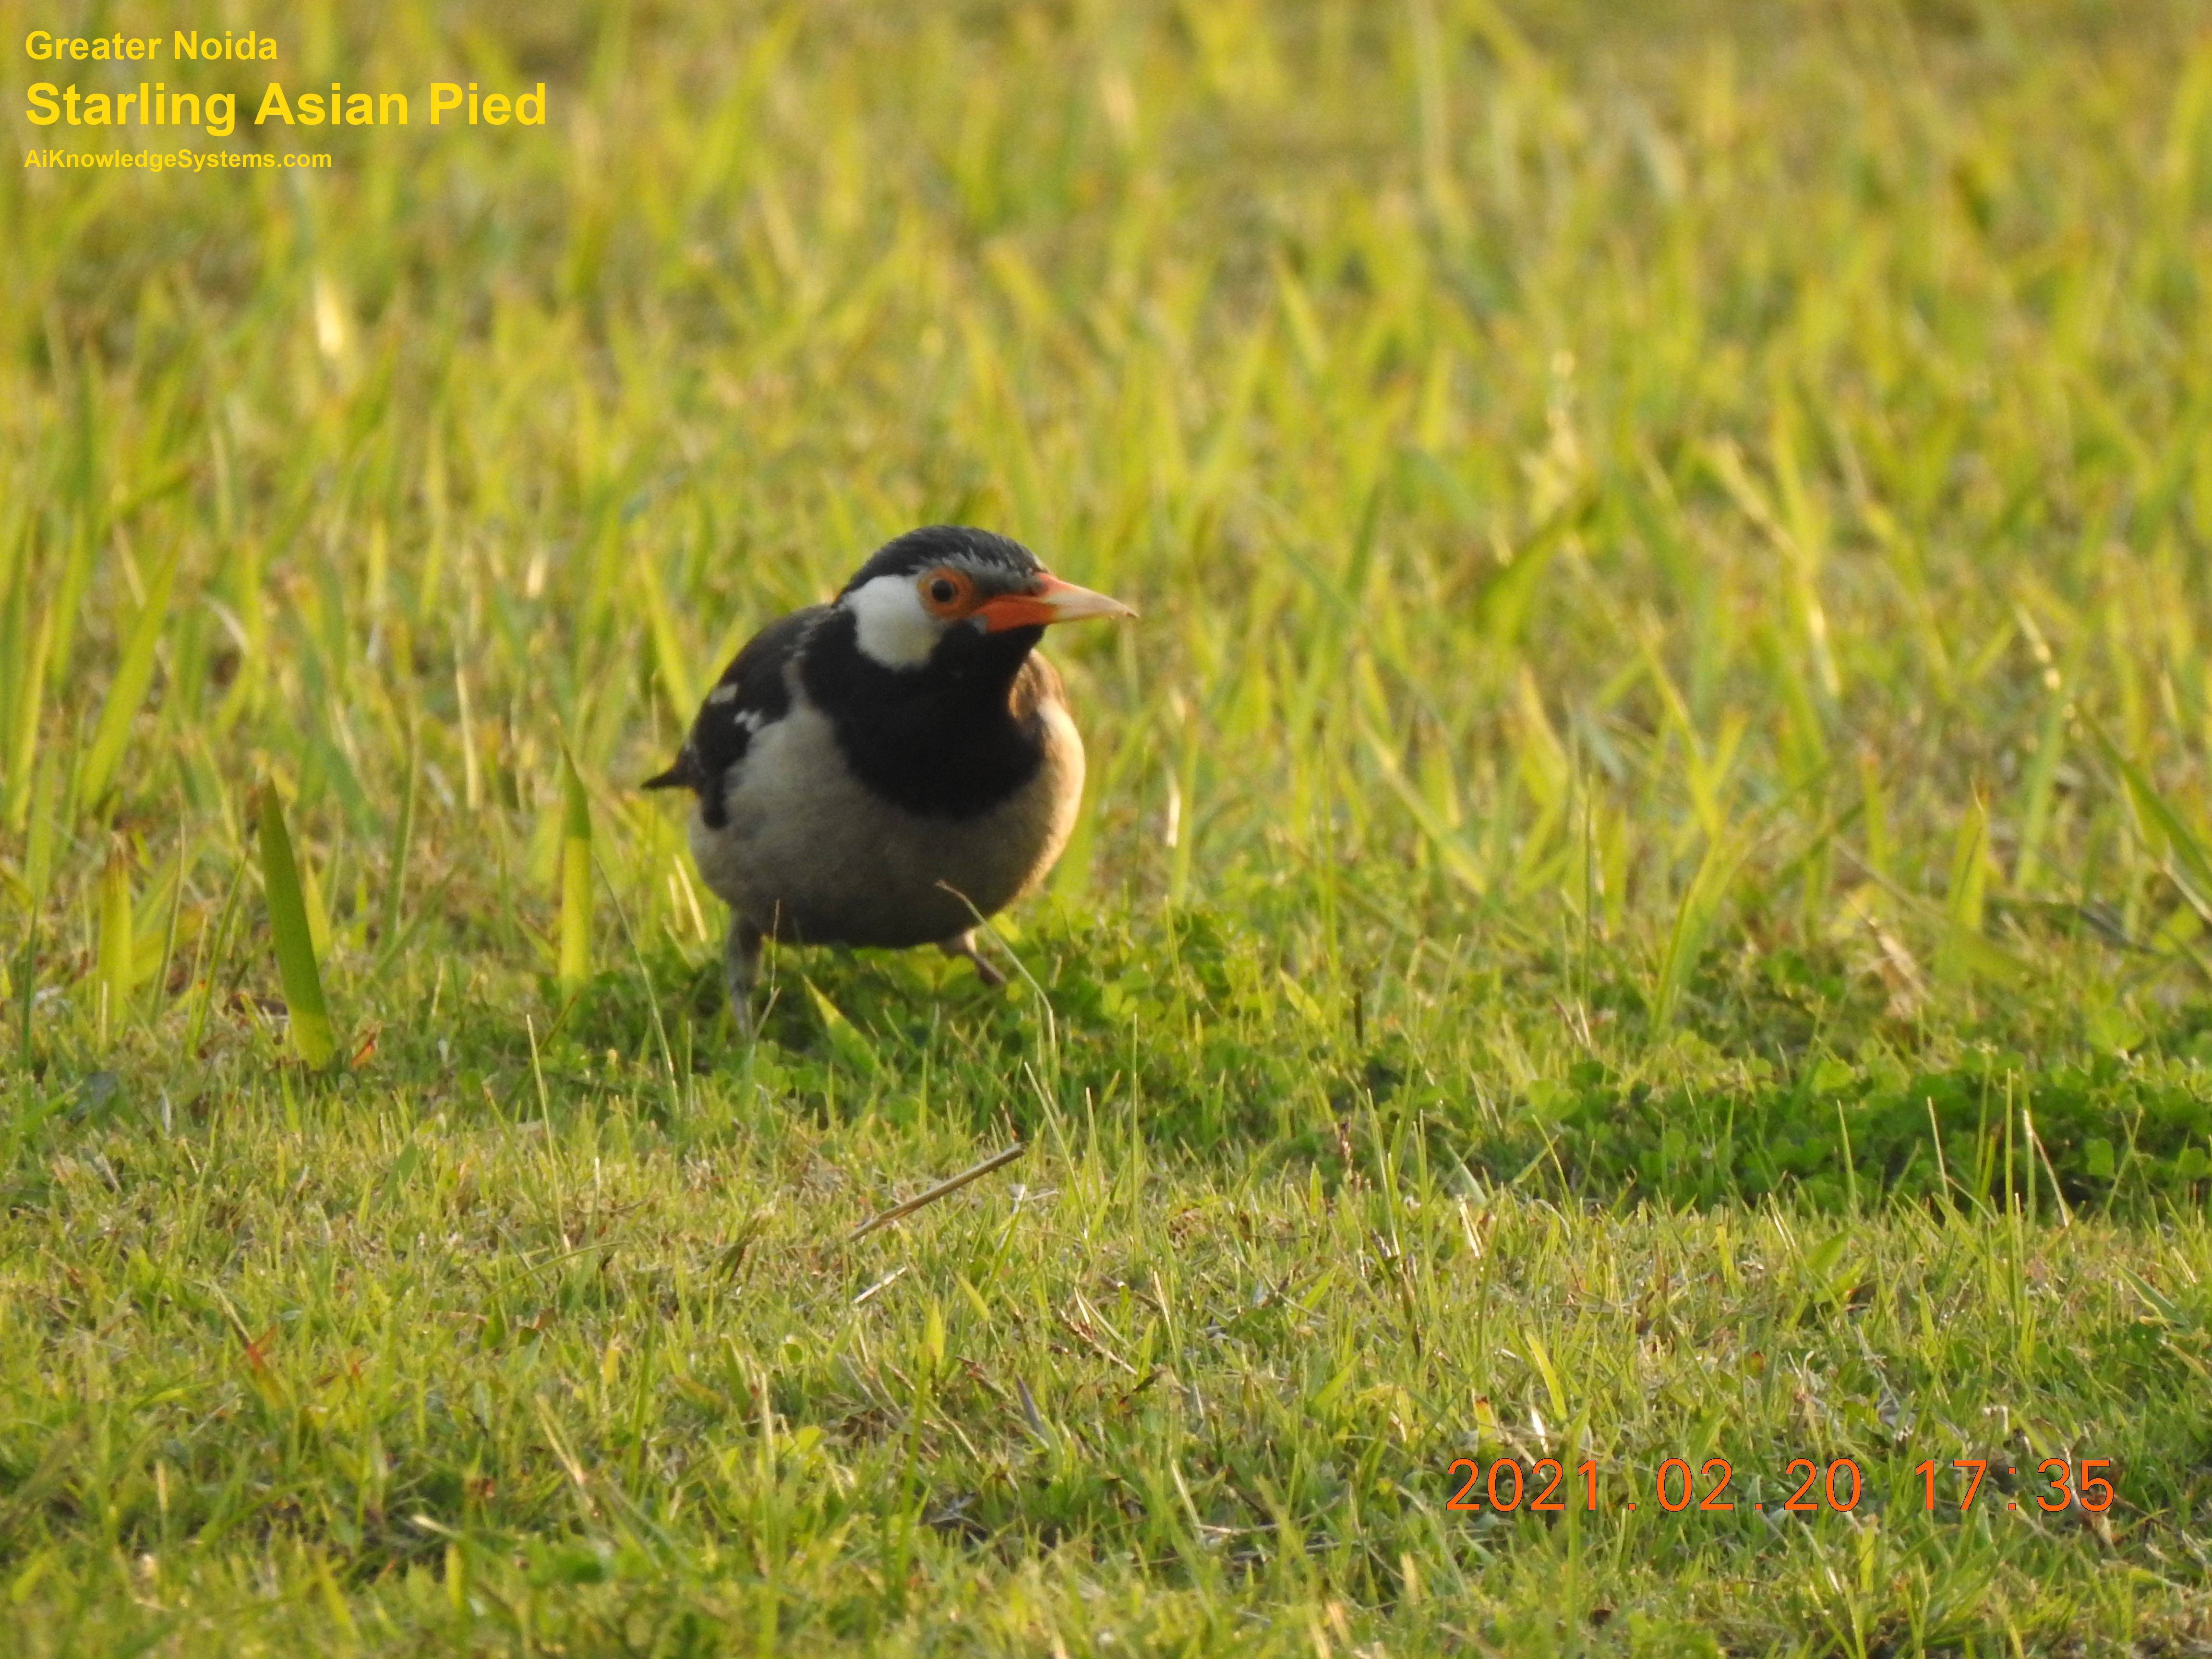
[938,930,1007,988]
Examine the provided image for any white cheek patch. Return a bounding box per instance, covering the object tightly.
[845,574,942,669]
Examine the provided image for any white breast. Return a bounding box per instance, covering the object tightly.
[688,694,1084,948]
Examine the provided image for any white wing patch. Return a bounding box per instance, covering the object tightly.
[845,574,940,669]
[707,683,739,705]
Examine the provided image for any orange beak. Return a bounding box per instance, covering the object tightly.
[974,572,1138,633]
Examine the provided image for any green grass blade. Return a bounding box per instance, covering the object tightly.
[75,545,180,815]
[1936,792,1991,990]
[1476,481,1599,649]
[1359,716,1489,896]
[95,846,132,1043]
[257,787,336,1069]
[22,747,60,904]
[558,748,592,993]
[804,976,879,1077]
[381,724,420,955]
[0,563,24,800]
[1934,792,2032,988]
[2087,717,2212,912]
[1650,828,1748,1034]
[4,600,53,831]
[639,571,699,724]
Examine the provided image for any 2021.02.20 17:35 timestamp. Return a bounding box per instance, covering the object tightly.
[1444,1456,2117,1514]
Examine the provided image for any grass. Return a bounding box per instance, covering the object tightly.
[6,0,2212,1649]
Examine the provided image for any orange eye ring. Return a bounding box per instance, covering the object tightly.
[916,566,975,617]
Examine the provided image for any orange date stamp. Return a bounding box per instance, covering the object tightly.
[1444,1456,2117,1514]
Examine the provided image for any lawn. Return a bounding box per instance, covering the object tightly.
[6,0,2212,1651]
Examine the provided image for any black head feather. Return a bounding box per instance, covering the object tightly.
[837,526,1042,595]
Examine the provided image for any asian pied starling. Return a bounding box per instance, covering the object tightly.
[643,527,1135,1030]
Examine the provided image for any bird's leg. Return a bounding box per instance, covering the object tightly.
[724,915,764,1034]
[938,929,1007,988]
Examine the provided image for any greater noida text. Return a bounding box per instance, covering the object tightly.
[24,28,278,61]
[23,148,333,171]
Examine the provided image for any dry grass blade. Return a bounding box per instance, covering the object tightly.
[849,1144,1026,1241]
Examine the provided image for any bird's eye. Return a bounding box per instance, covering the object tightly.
[917,568,972,616]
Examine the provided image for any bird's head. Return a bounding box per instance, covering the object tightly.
[836,527,1135,675]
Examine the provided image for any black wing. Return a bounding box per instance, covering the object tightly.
[641,606,821,828]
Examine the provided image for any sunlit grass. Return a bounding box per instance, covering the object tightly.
[5,0,2212,1649]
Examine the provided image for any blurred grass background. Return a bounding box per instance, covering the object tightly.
[6,0,2212,1650]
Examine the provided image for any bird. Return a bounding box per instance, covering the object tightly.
[643,526,1135,1031]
